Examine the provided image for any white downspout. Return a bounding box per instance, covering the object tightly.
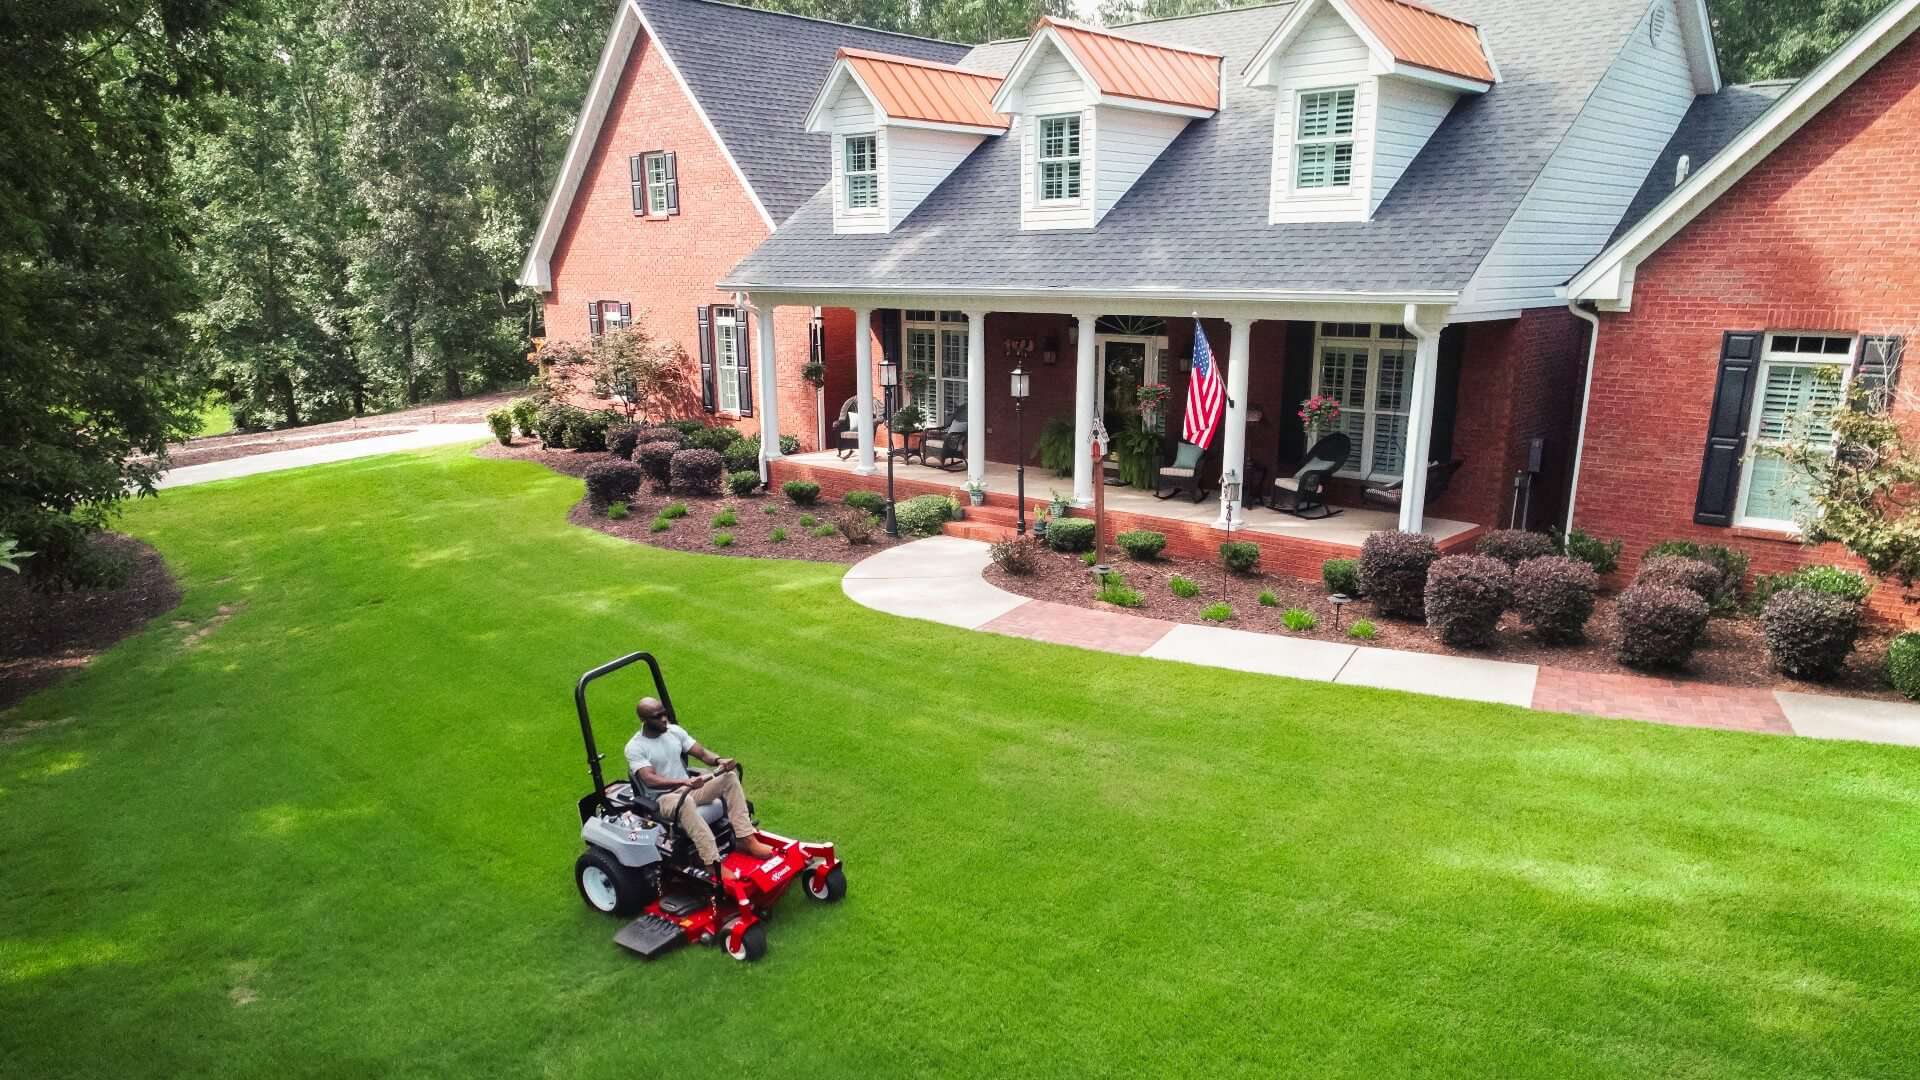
[1563,300,1602,538]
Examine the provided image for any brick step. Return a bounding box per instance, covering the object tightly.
[956,502,1022,526]
[943,520,1018,543]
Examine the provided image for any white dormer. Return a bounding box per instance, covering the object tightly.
[805,49,1008,234]
[1243,0,1496,223]
[990,18,1220,231]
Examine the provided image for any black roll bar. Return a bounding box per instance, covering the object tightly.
[573,651,677,804]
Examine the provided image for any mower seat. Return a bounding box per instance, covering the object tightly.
[614,777,734,837]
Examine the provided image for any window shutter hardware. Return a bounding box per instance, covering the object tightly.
[1692,330,1762,526]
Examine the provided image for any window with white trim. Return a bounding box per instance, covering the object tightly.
[1310,323,1414,479]
[1294,87,1356,191]
[644,152,674,214]
[1736,332,1853,529]
[844,135,878,210]
[904,311,968,426]
[1038,114,1082,202]
[714,306,743,412]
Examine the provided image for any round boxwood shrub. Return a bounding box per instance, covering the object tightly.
[1475,529,1556,567]
[1634,555,1722,603]
[1750,564,1871,610]
[1358,530,1438,618]
[1044,517,1095,552]
[1423,555,1512,648]
[606,422,642,460]
[635,426,684,449]
[1219,541,1260,575]
[1645,540,1749,609]
[1761,587,1861,681]
[844,490,886,515]
[895,493,957,537]
[1116,530,1166,561]
[509,397,540,438]
[486,408,514,446]
[782,480,821,505]
[725,470,760,496]
[567,409,619,452]
[535,403,579,447]
[582,459,644,509]
[1322,557,1360,597]
[1615,583,1709,669]
[722,436,761,474]
[1887,632,1920,700]
[1511,555,1597,644]
[669,448,724,495]
[686,425,741,453]
[636,441,678,489]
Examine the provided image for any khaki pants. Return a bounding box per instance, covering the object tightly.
[657,771,755,864]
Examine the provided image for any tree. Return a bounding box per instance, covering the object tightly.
[1713,0,1885,83]
[1,0,252,588]
[1094,0,1252,27]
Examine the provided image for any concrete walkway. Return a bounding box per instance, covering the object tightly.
[842,536,1920,747]
[157,425,493,488]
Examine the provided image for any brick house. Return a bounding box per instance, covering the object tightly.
[1568,0,1920,621]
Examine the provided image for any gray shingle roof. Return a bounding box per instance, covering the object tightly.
[636,0,970,224]
[1608,80,1796,245]
[725,0,1661,297]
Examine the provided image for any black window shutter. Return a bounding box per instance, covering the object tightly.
[618,302,631,330]
[1854,335,1903,412]
[587,301,601,339]
[810,315,824,366]
[630,156,644,215]
[1693,330,1763,526]
[737,308,754,417]
[664,151,679,215]
[696,306,716,413]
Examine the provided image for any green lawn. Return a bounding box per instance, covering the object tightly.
[194,395,235,437]
[3,446,1917,1078]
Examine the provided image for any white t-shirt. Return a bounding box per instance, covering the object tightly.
[624,724,694,792]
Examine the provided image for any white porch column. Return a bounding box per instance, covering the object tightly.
[754,302,781,461]
[1215,317,1254,528]
[853,307,876,475]
[1398,313,1443,534]
[1071,313,1098,506]
[965,309,988,486]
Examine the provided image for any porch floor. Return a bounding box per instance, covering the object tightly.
[778,450,1476,549]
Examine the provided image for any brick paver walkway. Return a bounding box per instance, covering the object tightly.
[981,599,1175,653]
[1530,667,1794,735]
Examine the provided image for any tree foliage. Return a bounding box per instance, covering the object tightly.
[1773,369,1920,586]
[1713,0,1885,83]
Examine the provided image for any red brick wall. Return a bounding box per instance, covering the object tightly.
[1575,34,1920,622]
[540,30,817,447]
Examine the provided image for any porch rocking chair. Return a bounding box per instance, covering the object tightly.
[1154,441,1209,503]
[920,408,967,471]
[831,395,880,460]
[1270,433,1351,519]
[1361,459,1463,512]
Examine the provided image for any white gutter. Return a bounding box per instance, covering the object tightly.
[717,281,1459,305]
[1563,299,1602,538]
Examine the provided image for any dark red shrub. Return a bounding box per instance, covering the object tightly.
[1615,584,1709,669]
[1359,530,1438,618]
[636,441,678,488]
[1511,555,1598,644]
[1761,588,1861,681]
[582,459,644,508]
[1423,555,1512,648]
[1634,555,1721,603]
[669,448,724,495]
[1475,529,1556,567]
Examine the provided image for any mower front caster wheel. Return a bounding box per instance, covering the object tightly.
[806,865,847,903]
[575,848,650,917]
[725,922,768,962]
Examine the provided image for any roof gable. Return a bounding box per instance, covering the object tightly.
[805,49,1007,133]
[1245,0,1495,92]
[992,17,1222,116]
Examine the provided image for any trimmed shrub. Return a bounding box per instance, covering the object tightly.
[1220,541,1260,575]
[509,397,540,438]
[782,480,821,505]
[1423,555,1512,648]
[1634,555,1721,603]
[990,537,1040,575]
[778,434,800,454]
[1358,531,1438,618]
[844,490,886,515]
[1322,557,1360,597]
[1887,632,1920,700]
[895,494,956,537]
[1348,620,1377,640]
[712,532,734,548]
[607,501,629,521]
[606,422,642,460]
[535,403,579,447]
[686,425,741,453]
[1750,564,1871,609]
[568,410,619,452]
[1555,527,1623,576]
[659,501,688,520]
[486,408,514,446]
[664,418,708,438]
[1282,608,1317,631]
[1475,529,1555,567]
[710,508,737,528]
[1258,590,1279,607]
[1169,575,1200,598]
[722,436,761,474]
[836,511,877,544]
[1511,555,1598,644]
[1116,530,1166,561]
[635,427,684,449]
[1761,588,1861,681]
[669,448,724,495]
[1045,517,1095,552]
[1096,571,1142,608]
[1201,602,1233,623]
[1645,540,1749,608]
[770,526,788,543]
[637,441,678,488]
[582,459,644,508]
[1615,584,1709,669]
[726,470,760,496]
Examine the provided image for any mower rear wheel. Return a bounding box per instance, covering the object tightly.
[806,865,847,903]
[575,848,649,917]
[725,922,768,963]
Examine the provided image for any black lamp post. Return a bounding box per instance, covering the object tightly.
[1011,365,1030,534]
[880,355,899,538]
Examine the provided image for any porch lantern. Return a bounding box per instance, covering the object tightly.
[1011,366,1030,534]
[879,356,900,537]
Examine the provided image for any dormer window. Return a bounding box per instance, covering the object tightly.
[1038,115,1082,202]
[1294,88,1356,190]
[844,135,878,210]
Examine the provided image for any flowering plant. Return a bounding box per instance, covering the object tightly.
[1298,395,1342,431]
[1136,382,1171,412]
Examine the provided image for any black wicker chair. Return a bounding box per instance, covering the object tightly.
[1361,459,1463,512]
[831,395,881,459]
[920,408,967,471]
[1154,440,1210,502]
[1271,433,1351,519]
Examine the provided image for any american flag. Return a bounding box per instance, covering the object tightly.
[1182,319,1224,449]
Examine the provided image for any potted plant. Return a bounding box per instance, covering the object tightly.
[1298,394,1341,438]
[1049,490,1072,519]
[1137,381,1170,425]
[964,478,986,506]
[1032,505,1050,539]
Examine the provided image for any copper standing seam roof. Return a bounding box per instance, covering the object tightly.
[1038,17,1223,112]
[838,48,1009,130]
[1342,0,1495,84]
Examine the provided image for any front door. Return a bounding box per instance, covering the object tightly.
[1097,335,1168,432]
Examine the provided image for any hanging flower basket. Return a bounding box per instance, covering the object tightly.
[1137,382,1171,413]
[1298,394,1342,435]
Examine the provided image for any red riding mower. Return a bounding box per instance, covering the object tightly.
[571,652,845,962]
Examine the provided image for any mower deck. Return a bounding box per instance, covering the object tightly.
[613,833,837,960]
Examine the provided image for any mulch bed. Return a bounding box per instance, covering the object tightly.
[477,439,906,564]
[985,543,1902,701]
[0,534,181,712]
[161,426,414,469]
